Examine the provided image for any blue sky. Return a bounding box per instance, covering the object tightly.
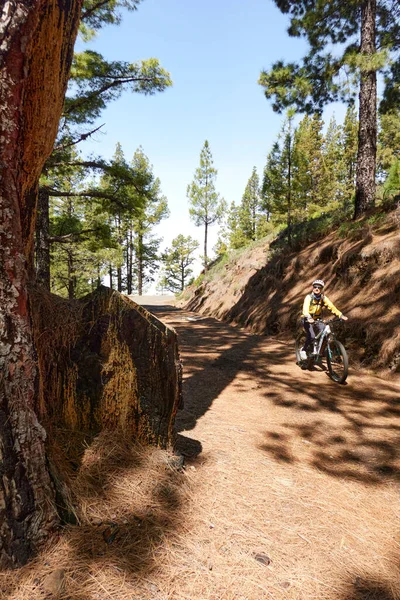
[79,0,345,286]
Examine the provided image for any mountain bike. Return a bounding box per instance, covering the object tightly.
[295,318,349,384]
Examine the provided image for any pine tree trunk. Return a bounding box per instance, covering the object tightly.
[127,229,133,295]
[204,221,208,270]
[35,187,51,290]
[0,0,83,566]
[67,250,75,299]
[117,266,122,292]
[354,0,377,219]
[109,265,113,289]
[138,232,143,296]
[287,133,292,247]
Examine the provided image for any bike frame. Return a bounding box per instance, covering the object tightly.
[311,320,335,357]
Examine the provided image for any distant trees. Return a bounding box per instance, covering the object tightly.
[187,141,225,269]
[228,167,266,249]
[129,148,169,295]
[258,0,400,219]
[160,235,199,293]
[221,107,367,252]
[45,143,169,298]
[262,112,297,244]
[36,0,172,294]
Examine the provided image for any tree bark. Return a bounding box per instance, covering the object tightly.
[138,232,143,295]
[354,0,377,219]
[204,221,208,270]
[67,249,76,299]
[35,187,51,290]
[127,228,133,294]
[0,0,83,567]
[109,264,114,289]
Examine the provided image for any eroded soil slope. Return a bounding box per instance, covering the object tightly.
[181,209,400,373]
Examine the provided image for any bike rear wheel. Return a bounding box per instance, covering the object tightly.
[295,331,308,366]
[326,339,348,383]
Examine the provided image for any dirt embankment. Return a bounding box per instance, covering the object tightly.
[180,208,400,373]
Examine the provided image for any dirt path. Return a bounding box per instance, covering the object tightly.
[2,301,400,600]
[152,303,400,600]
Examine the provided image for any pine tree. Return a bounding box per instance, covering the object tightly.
[262,112,297,244]
[226,201,247,249]
[37,0,172,289]
[258,0,400,218]
[293,113,328,217]
[321,116,345,211]
[187,141,226,269]
[377,110,400,183]
[0,0,83,567]
[129,148,169,295]
[160,235,199,293]
[341,105,359,205]
[382,159,400,201]
[238,167,263,243]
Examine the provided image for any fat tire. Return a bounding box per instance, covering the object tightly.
[326,339,348,383]
[295,331,308,366]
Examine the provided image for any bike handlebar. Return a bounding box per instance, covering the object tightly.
[323,317,345,324]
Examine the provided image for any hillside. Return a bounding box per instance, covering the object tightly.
[179,206,400,374]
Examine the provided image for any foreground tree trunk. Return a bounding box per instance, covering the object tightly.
[354,0,377,219]
[0,0,83,567]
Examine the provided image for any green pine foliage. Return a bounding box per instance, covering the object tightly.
[258,0,400,218]
[226,168,265,249]
[160,235,199,293]
[377,110,400,181]
[129,147,169,295]
[187,141,226,268]
[36,1,172,297]
[383,159,400,201]
[46,142,168,297]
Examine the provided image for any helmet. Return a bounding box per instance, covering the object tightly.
[312,279,325,288]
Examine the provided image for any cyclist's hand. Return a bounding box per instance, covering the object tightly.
[340,315,348,321]
[307,317,315,324]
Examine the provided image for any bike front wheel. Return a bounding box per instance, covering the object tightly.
[326,339,348,383]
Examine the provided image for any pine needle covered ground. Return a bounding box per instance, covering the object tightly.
[1,301,399,600]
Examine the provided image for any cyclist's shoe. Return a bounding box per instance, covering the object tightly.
[300,349,307,361]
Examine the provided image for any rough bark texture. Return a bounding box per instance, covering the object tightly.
[30,286,182,448]
[354,0,377,219]
[0,0,83,567]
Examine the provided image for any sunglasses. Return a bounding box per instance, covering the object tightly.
[313,285,323,289]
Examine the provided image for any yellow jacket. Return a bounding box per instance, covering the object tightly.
[302,293,342,319]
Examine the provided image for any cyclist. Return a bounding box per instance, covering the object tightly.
[300,279,348,361]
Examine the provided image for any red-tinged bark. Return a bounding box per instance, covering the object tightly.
[0,0,83,567]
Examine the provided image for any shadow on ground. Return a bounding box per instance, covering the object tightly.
[154,306,400,486]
